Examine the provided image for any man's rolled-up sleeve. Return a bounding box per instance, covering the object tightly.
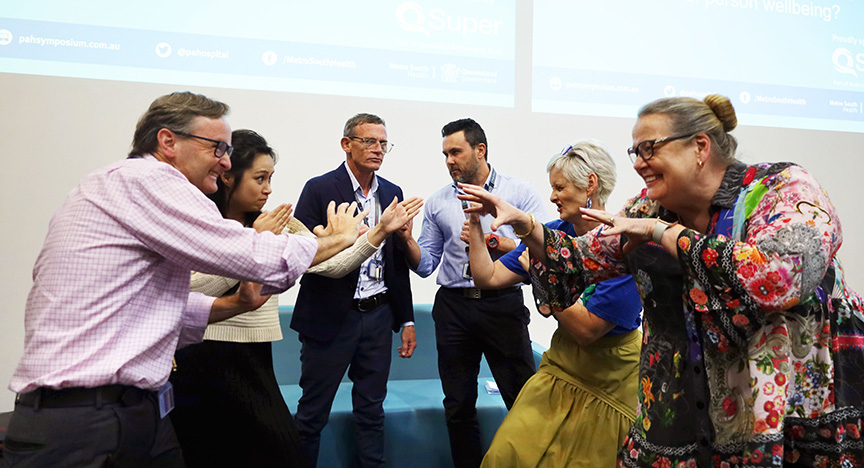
[260,234,319,295]
[177,292,215,349]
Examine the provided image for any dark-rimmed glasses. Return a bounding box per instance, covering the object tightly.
[175,131,233,158]
[348,136,393,154]
[627,133,696,164]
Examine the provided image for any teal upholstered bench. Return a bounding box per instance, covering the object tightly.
[272,304,545,468]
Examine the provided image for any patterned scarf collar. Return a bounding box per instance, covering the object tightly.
[655,160,794,225]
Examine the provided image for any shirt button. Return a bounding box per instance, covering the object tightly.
[696,401,705,410]
[699,438,709,447]
[694,366,702,374]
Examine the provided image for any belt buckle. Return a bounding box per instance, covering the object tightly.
[464,288,482,299]
[17,389,41,409]
[357,296,375,312]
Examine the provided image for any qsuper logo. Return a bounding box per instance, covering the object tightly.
[395,2,503,37]
[832,47,864,78]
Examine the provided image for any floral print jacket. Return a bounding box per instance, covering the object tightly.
[530,162,864,468]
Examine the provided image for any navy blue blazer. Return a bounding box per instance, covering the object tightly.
[291,164,414,342]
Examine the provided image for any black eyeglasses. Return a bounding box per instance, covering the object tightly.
[348,136,393,154]
[175,131,233,158]
[627,133,696,164]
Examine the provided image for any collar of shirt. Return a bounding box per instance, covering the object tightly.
[416,165,532,288]
[343,160,382,228]
[344,160,379,199]
[450,163,496,196]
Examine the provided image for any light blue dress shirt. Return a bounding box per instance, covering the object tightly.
[413,165,549,288]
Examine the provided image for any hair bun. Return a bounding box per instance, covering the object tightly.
[703,94,737,132]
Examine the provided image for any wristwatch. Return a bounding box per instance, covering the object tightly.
[652,219,677,245]
[485,233,499,249]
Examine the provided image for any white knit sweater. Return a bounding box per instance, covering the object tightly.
[193,219,380,343]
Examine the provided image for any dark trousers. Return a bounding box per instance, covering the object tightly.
[433,287,536,468]
[2,388,183,467]
[294,303,393,468]
[169,341,305,468]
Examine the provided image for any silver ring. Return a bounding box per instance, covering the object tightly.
[608,216,615,225]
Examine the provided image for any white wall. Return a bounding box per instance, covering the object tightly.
[1,69,862,411]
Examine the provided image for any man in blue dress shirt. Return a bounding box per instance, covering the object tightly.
[399,118,548,468]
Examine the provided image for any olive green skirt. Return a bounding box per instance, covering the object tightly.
[481,327,642,468]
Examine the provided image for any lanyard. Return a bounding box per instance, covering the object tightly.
[354,189,380,227]
[459,166,497,214]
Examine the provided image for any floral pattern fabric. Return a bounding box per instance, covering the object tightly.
[529,162,864,467]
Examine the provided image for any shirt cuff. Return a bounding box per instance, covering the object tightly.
[261,234,319,295]
[401,321,415,329]
[178,292,214,349]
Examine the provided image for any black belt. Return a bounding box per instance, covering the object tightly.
[15,385,152,409]
[352,292,388,312]
[445,286,521,299]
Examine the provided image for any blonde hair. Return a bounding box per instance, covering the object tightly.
[546,139,617,205]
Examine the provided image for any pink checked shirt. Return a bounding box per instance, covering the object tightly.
[10,156,317,393]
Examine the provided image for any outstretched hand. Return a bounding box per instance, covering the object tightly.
[580,207,655,254]
[400,196,424,223]
[378,196,424,235]
[395,217,414,242]
[459,213,481,244]
[209,280,272,323]
[517,249,530,273]
[315,201,367,240]
[253,203,293,234]
[457,183,527,232]
[236,281,271,312]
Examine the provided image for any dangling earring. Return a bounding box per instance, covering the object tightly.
[585,197,592,209]
[696,151,704,168]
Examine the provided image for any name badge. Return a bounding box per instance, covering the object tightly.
[367,263,383,281]
[462,262,472,280]
[158,381,175,419]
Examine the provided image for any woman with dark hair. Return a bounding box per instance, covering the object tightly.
[458,95,864,467]
[169,129,421,467]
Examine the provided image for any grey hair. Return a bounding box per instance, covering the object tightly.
[343,113,385,137]
[546,139,617,205]
[130,92,229,158]
[638,94,739,165]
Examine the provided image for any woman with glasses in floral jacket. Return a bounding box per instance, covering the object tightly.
[458,94,864,467]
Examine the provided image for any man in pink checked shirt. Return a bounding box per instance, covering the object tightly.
[2,92,364,467]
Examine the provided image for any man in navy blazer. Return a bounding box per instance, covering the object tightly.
[291,113,416,468]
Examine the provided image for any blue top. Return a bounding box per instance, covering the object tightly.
[412,165,549,288]
[499,219,574,274]
[501,219,642,336]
